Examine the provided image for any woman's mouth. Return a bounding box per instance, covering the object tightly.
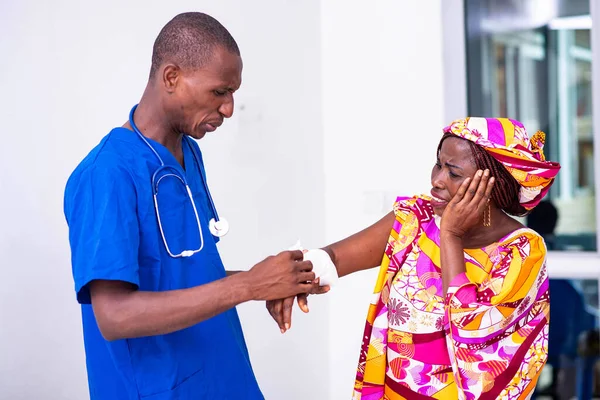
[430,192,448,208]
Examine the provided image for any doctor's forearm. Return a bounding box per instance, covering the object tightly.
[90,273,255,341]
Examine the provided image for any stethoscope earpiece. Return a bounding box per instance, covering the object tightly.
[209,218,229,237]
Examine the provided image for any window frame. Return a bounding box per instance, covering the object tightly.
[442,0,600,281]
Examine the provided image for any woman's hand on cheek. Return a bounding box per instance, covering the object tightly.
[440,169,495,238]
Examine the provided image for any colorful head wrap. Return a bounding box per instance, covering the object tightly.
[443,117,561,211]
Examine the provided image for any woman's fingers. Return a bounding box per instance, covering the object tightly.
[486,176,495,197]
[484,176,495,202]
[462,170,483,203]
[453,176,472,203]
[281,296,295,332]
[470,169,490,206]
[297,293,309,313]
[476,176,496,214]
[267,300,286,332]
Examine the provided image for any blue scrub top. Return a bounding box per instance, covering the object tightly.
[64,127,263,400]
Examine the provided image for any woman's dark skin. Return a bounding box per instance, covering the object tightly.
[267,137,525,332]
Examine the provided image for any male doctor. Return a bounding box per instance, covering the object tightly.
[64,12,320,399]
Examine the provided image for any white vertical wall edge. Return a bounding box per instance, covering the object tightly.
[442,0,468,122]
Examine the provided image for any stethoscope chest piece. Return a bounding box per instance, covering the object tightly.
[209,217,229,237]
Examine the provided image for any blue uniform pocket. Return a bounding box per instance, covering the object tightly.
[126,306,262,399]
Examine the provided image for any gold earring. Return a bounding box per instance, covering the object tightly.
[483,200,491,227]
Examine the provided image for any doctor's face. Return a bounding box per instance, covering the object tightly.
[164,46,243,140]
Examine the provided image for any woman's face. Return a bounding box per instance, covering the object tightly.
[430,137,478,216]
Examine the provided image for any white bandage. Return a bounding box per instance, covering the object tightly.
[303,248,338,287]
[289,240,338,287]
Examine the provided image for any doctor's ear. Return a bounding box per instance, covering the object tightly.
[161,64,181,93]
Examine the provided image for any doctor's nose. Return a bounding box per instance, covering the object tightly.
[219,97,234,119]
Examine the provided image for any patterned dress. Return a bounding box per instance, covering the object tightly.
[353,195,549,400]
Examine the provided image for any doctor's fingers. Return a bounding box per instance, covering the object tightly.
[297,271,316,283]
[295,260,313,272]
[283,249,305,261]
[296,281,319,295]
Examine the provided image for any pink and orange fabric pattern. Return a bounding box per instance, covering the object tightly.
[353,197,549,400]
[352,118,557,399]
[443,117,560,211]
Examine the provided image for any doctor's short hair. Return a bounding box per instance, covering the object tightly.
[149,12,240,78]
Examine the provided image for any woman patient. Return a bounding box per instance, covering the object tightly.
[267,117,561,399]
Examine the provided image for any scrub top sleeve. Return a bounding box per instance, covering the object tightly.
[66,163,140,304]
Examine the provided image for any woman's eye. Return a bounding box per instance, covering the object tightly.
[449,171,460,178]
[214,90,226,96]
[435,162,442,169]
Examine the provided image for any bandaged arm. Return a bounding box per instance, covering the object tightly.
[307,211,395,283]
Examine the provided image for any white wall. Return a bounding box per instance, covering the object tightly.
[442,0,468,123]
[321,1,445,398]
[0,1,447,399]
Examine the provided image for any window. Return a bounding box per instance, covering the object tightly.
[465,0,596,252]
[463,0,599,396]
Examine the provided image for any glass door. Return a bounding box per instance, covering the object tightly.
[464,0,599,397]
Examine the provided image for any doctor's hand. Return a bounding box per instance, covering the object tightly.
[266,281,330,333]
[246,250,316,301]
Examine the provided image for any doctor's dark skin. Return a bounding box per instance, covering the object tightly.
[124,46,241,165]
[268,136,524,332]
[89,45,327,341]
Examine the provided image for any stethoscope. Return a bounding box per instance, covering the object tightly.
[129,104,229,258]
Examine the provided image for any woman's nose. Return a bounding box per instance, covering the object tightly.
[431,170,445,189]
